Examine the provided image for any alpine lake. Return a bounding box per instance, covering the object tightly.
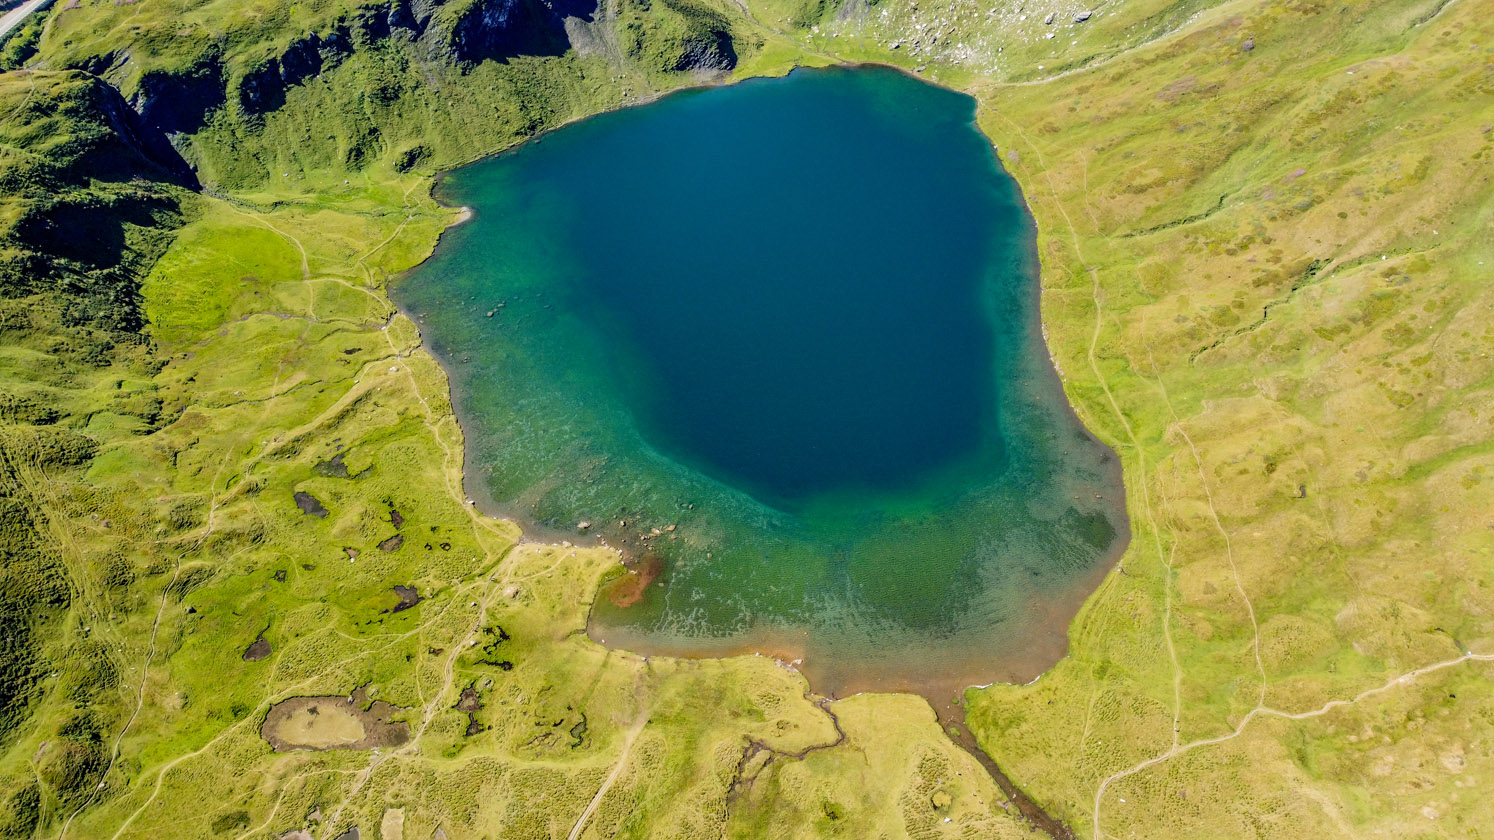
[392,65,1128,701]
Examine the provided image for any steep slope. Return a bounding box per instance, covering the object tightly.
[0,0,1489,836]
[0,68,194,837]
[36,0,756,188]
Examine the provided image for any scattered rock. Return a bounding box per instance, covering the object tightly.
[1044,11,1055,24]
[1241,39,1255,51]
[294,491,329,518]
[390,585,421,613]
[314,453,351,479]
[243,631,272,662]
[455,686,482,713]
[1074,10,1092,22]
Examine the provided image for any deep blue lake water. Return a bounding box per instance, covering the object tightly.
[393,66,1127,696]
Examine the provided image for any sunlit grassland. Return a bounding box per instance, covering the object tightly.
[956,0,1494,835]
[2,0,1492,835]
[6,155,1023,836]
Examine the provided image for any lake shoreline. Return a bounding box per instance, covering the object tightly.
[392,64,1130,711]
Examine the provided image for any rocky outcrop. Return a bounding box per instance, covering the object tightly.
[238,29,355,114]
[672,25,735,72]
[620,0,737,74]
[440,0,596,65]
[0,71,191,330]
[54,0,728,186]
[230,0,599,121]
[131,57,226,137]
[91,75,198,186]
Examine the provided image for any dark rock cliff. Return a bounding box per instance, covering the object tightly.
[234,0,602,119]
[439,0,597,65]
[238,29,355,114]
[107,0,733,146]
[619,0,737,74]
[131,57,228,137]
[671,23,735,71]
[0,72,191,331]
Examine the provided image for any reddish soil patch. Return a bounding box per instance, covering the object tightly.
[605,554,662,608]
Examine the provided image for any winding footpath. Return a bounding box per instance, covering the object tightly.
[1091,651,1494,839]
[566,711,649,840]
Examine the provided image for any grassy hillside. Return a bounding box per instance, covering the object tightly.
[35,0,797,190]
[0,3,1019,838]
[956,0,1494,836]
[0,0,1489,836]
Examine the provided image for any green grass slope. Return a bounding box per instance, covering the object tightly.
[0,4,1022,837]
[954,0,1494,836]
[0,0,1489,836]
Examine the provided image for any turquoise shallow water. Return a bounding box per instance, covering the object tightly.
[393,66,1127,696]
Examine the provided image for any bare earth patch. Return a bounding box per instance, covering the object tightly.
[261,687,409,752]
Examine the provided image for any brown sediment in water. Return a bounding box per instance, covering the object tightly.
[604,553,663,608]
[585,543,1115,840]
[586,524,1120,709]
